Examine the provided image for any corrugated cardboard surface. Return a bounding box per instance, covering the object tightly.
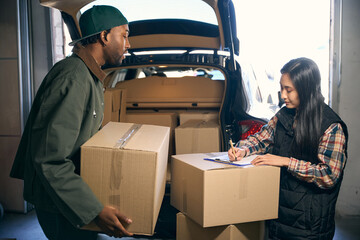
[125,112,178,183]
[175,119,220,154]
[125,112,178,154]
[179,111,218,125]
[125,112,177,127]
[81,122,170,235]
[102,88,126,127]
[177,213,264,240]
[171,153,280,227]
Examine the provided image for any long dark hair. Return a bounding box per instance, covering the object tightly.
[281,57,324,158]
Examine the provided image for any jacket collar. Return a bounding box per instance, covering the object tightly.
[276,107,296,136]
[72,43,106,82]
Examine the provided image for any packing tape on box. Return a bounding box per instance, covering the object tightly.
[110,150,123,190]
[182,178,187,214]
[195,120,207,127]
[114,123,142,149]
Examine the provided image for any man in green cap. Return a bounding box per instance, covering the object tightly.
[10,5,132,239]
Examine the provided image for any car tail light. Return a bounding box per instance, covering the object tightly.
[238,119,265,140]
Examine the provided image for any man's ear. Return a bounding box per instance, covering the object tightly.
[99,30,109,47]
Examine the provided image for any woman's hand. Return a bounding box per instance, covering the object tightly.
[227,147,246,161]
[251,154,290,167]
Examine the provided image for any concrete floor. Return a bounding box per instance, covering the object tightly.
[0,210,360,240]
[0,210,160,240]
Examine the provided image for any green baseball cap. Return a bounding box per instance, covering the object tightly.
[69,5,128,46]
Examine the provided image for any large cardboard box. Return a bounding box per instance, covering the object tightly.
[125,112,178,182]
[171,153,280,227]
[125,113,178,156]
[175,119,220,154]
[179,111,218,125]
[125,113,178,153]
[81,122,170,235]
[125,112,177,127]
[102,88,126,127]
[177,213,264,240]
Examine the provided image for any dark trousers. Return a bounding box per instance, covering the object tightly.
[35,208,98,240]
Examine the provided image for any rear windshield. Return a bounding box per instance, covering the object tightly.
[80,0,218,25]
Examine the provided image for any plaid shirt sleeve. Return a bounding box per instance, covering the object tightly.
[235,116,277,156]
[288,123,347,189]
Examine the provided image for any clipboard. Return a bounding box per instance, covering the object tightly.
[203,154,258,166]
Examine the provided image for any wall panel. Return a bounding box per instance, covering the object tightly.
[0,59,21,136]
[0,0,17,58]
[0,137,24,212]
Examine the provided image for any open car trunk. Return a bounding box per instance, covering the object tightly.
[102,64,228,170]
[39,0,259,160]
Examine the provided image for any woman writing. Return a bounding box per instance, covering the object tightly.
[228,57,348,240]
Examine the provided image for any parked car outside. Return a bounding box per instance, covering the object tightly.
[240,61,281,120]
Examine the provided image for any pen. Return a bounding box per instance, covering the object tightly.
[229,139,237,161]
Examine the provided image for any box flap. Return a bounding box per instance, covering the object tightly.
[82,122,170,152]
[178,119,219,129]
[112,89,121,111]
[179,111,218,125]
[126,112,178,128]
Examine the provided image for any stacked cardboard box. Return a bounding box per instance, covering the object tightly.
[125,112,178,182]
[102,88,126,127]
[177,212,264,240]
[125,112,178,155]
[178,111,218,125]
[170,152,280,239]
[175,119,220,154]
[80,122,170,235]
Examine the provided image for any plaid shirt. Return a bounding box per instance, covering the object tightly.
[236,116,347,189]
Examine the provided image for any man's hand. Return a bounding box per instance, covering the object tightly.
[251,154,290,167]
[227,147,246,161]
[95,206,133,238]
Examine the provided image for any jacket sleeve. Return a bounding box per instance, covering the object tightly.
[287,123,347,189]
[235,116,277,156]
[30,75,103,228]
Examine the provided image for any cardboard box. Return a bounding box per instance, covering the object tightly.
[179,111,218,125]
[125,113,178,149]
[177,213,264,240]
[102,88,126,127]
[171,153,280,227]
[125,112,177,126]
[175,120,220,154]
[81,122,170,235]
[125,112,178,182]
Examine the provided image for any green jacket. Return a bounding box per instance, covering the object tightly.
[10,45,106,228]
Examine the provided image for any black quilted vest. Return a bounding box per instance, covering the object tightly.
[268,104,348,240]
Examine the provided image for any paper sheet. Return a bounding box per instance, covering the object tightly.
[204,154,258,166]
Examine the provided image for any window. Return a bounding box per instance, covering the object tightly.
[80,0,217,25]
[234,0,331,104]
